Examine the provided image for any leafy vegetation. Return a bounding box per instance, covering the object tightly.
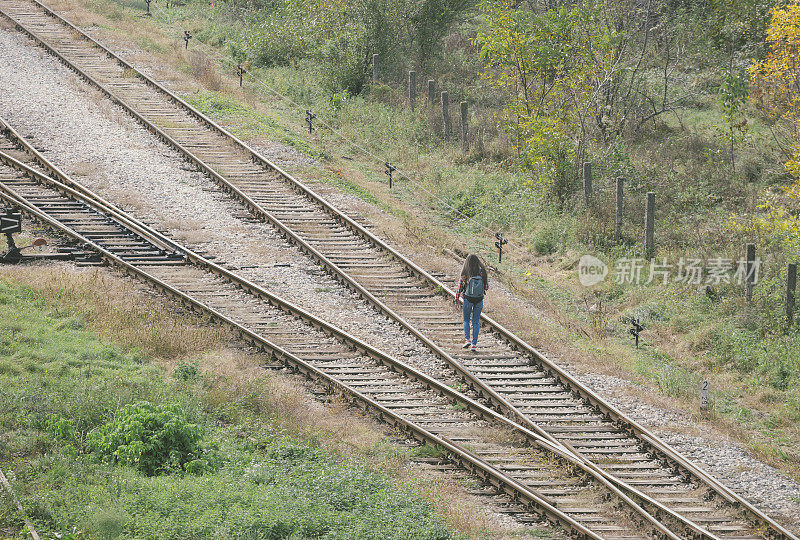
[86,402,219,476]
[0,276,452,538]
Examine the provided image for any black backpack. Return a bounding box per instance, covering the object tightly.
[465,275,484,300]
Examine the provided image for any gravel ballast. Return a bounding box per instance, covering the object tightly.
[0,29,448,381]
[1,24,799,534]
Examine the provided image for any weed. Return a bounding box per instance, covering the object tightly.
[410,443,446,460]
[173,359,201,381]
[185,91,316,156]
[87,401,219,475]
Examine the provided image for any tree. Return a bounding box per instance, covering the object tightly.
[750,1,800,177]
[476,0,621,203]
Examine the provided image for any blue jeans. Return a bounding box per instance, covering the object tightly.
[462,298,483,346]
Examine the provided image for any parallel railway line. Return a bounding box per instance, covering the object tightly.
[0,2,796,537]
[0,118,685,540]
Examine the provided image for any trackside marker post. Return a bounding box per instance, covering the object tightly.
[183,30,192,49]
[700,380,709,411]
[628,317,643,348]
[236,64,246,87]
[385,162,395,189]
[305,110,316,134]
[495,232,507,263]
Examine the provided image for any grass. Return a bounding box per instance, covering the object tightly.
[185,91,318,157]
[0,269,455,539]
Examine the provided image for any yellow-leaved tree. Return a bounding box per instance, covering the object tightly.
[749,2,800,257]
[751,1,800,176]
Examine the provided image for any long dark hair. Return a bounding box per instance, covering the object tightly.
[461,254,483,280]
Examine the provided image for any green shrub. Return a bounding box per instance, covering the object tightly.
[87,402,218,476]
[45,414,78,445]
[173,360,201,382]
[534,221,568,255]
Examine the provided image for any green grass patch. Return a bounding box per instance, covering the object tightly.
[185,91,318,158]
[0,278,452,539]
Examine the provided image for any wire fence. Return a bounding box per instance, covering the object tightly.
[141,0,525,257]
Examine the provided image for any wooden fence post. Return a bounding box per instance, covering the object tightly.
[408,70,416,110]
[427,80,435,105]
[441,91,451,139]
[745,243,756,303]
[615,177,624,243]
[460,101,468,152]
[372,54,378,83]
[583,162,593,207]
[644,192,655,259]
[787,262,797,326]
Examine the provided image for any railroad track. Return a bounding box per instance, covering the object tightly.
[0,118,693,540]
[0,2,796,538]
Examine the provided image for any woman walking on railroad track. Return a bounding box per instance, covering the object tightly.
[455,254,488,352]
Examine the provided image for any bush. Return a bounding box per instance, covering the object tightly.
[533,219,570,255]
[87,402,218,476]
[173,360,201,382]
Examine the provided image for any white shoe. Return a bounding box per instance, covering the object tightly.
[462,340,471,349]
[471,344,477,352]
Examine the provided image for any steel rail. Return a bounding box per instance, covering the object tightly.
[0,0,542,447]
[0,117,728,540]
[0,141,720,540]
[0,3,796,538]
[0,127,700,537]
[0,150,679,540]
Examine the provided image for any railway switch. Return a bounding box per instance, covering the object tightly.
[0,210,71,264]
[1,210,22,263]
